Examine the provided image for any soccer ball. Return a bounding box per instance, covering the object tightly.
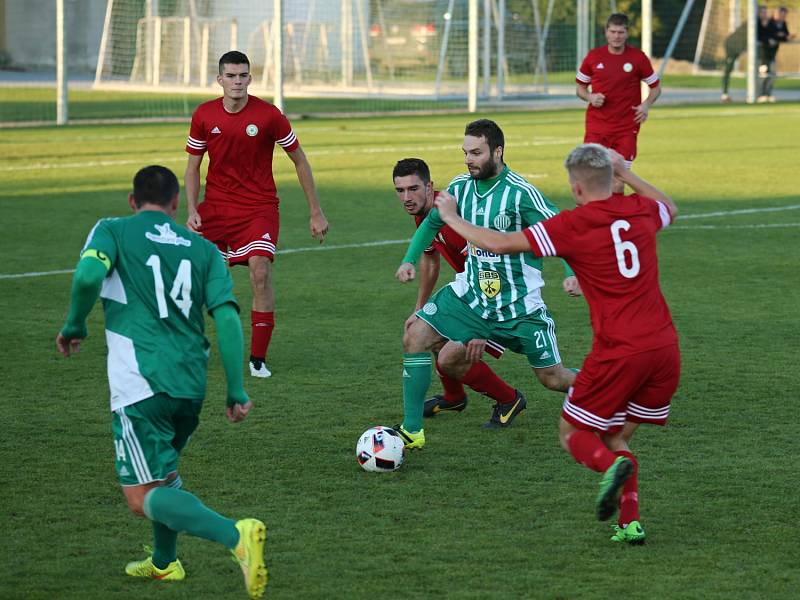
[356,426,405,472]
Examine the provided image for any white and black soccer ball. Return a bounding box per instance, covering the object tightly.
[356,426,405,472]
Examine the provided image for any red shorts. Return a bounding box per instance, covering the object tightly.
[562,344,680,433]
[584,131,638,164]
[198,203,279,266]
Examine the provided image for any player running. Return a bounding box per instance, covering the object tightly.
[56,166,267,598]
[393,157,518,420]
[394,119,579,449]
[576,13,661,193]
[435,144,680,544]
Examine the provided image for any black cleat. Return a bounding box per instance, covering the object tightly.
[482,390,527,429]
[423,395,468,417]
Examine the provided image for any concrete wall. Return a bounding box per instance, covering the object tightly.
[2,0,106,72]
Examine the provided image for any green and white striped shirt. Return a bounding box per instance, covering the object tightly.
[425,165,561,322]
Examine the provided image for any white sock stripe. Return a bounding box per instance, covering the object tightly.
[167,475,183,489]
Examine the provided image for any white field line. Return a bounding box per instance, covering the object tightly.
[2,206,798,281]
[0,138,574,173]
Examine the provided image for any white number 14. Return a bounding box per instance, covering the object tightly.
[145,255,193,318]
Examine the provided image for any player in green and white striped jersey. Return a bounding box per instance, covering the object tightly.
[56,166,267,598]
[394,120,580,449]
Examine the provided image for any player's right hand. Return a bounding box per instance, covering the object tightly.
[396,262,416,283]
[607,149,626,175]
[589,92,606,107]
[186,211,202,233]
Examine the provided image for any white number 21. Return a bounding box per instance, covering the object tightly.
[145,255,193,318]
[610,220,640,279]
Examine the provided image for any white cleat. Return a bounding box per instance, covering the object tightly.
[249,360,272,378]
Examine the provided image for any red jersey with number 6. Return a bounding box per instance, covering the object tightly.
[576,45,659,136]
[523,193,677,360]
[185,95,300,210]
[414,191,468,272]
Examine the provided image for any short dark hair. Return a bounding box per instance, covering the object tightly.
[606,13,629,29]
[464,119,505,158]
[392,158,431,183]
[132,165,179,208]
[219,50,250,74]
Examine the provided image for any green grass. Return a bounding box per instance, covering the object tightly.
[2,104,800,599]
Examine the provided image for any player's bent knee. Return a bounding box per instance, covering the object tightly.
[403,319,437,353]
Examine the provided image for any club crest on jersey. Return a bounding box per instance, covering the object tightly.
[493,214,511,230]
[246,124,259,136]
[145,223,191,247]
[623,62,633,73]
[478,270,501,298]
[469,243,500,263]
[422,302,437,315]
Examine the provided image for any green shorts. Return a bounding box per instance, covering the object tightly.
[417,285,562,369]
[111,393,202,487]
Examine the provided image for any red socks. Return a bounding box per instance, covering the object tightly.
[435,362,467,402]
[567,430,617,473]
[615,450,640,526]
[460,361,517,403]
[250,311,274,360]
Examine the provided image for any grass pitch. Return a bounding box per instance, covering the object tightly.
[1,103,799,599]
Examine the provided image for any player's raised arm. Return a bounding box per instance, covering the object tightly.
[435,191,530,255]
[609,150,677,219]
[396,210,443,282]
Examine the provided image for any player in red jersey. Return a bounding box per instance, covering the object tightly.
[185,51,329,378]
[576,13,661,193]
[392,157,518,421]
[434,144,680,545]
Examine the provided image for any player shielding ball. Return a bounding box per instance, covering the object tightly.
[576,13,661,192]
[435,144,680,544]
[394,120,580,449]
[56,166,267,598]
[185,51,329,378]
[392,157,517,419]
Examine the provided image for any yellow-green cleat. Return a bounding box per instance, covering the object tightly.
[232,518,268,599]
[393,425,426,449]
[611,520,646,545]
[125,555,185,581]
[596,456,634,521]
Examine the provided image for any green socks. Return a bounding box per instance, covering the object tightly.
[144,487,239,550]
[151,521,178,569]
[402,352,432,433]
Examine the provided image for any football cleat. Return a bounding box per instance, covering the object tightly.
[393,424,426,450]
[596,456,634,521]
[423,394,468,417]
[249,359,272,378]
[611,520,646,545]
[125,554,185,581]
[720,93,732,103]
[482,390,527,429]
[232,519,268,599]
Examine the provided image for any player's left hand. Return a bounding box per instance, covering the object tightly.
[434,190,458,220]
[464,339,487,363]
[226,400,253,423]
[396,262,416,283]
[56,332,83,357]
[563,276,582,297]
[633,103,650,124]
[310,211,329,243]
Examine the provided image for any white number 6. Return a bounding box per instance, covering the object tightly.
[610,220,640,279]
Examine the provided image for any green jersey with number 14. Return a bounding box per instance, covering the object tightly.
[81,210,237,411]
[426,165,560,322]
